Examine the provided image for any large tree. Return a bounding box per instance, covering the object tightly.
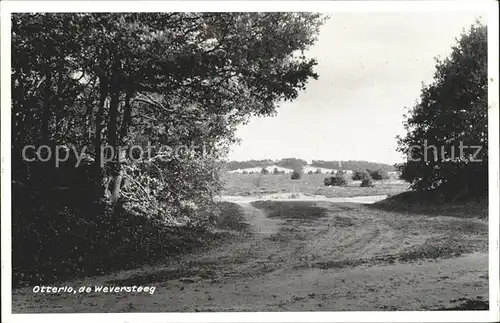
[396,22,488,200]
[12,13,326,213]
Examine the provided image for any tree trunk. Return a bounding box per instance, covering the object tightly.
[108,85,122,203]
[40,66,52,143]
[107,61,123,204]
[94,77,107,173]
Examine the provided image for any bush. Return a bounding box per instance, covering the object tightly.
[308,170,314,174]
[242,170,248,174]
[396,23,487,200]
[369,169,389,181]
[291,170,302,180]
[315,169,322,174]
[261,167,269,175]
[352,170,371,181]
[324,174,347,186]
[360,178,375,187]
[273,167,280,175]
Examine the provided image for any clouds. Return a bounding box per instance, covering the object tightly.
[229,10,487,164]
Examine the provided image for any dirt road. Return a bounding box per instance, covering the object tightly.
[12,197,488,312]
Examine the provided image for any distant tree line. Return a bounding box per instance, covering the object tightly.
[226,159,275,171]
[311,160,396,172]
[226,159,395,172]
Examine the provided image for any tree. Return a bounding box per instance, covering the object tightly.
[360,178,375,187]
[291,170,302,180]
[11,13,327,285]
[324,173,347,187]
[12,12,326,207]
[315,168,322,174]
[368,169,389,181]
[261,167,270,175]
[352,170,371,181]
[273,167,280,175]
[396,22,487,200]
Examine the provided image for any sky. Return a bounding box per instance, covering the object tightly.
[227,10,487,165]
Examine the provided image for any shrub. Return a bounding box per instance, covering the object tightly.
[315,169,322,174]
[352,170,371,181]
[261,167,269,175]
[369,169,389,180]
[242,170,248,174]
[308,170,314,174]
[324,174,347,186]
[273,167,280,175]
[291,170,302,180]
[360,178,375,187]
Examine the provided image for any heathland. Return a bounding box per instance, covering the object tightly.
[10,14,488,312]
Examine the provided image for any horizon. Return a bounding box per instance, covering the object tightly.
[227,11,487,165]
[225,157,397,166]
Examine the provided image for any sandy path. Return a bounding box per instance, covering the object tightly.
[12,197,488,312]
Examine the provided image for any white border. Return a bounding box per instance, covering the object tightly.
[1,1,499,323]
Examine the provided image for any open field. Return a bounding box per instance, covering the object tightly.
[222,173,409,198]
[12,194,488,312]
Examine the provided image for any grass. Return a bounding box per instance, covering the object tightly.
[222,173,409,198]
[253,198,487,271]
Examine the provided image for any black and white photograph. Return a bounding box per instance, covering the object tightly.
[1,1,499,322]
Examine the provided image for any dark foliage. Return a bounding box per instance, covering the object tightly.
[290,170,302,180]
[226,159,274,171]
[11,13,325,286]
[312,160,395,172]
[396,22,488,200]
[368,169,389,181]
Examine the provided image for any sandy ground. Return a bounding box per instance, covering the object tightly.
[12,196,488,312]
